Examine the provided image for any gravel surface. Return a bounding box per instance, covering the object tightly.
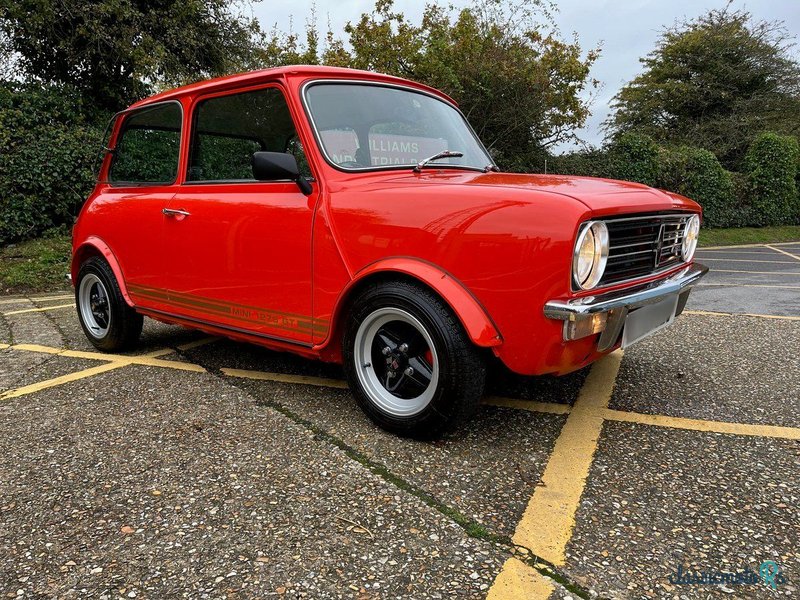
[566,421,799,599]
[0,351,98,394]
[0,365,508,599]
[611,314,800,428]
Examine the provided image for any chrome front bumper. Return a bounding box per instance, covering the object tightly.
[544,263,709,351]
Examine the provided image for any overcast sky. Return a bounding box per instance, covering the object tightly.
[248,0,800,151]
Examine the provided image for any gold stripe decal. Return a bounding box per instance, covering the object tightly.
[128,284,328,334]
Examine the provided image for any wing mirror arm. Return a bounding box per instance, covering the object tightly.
[252,151,313,196]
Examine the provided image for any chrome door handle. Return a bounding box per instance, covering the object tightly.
[162,208,190,217]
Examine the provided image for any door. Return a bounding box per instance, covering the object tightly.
[102,102,183,311]
[164,85,318,344]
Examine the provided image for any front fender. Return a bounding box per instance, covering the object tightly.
[71,236,134,307]
[340,257,502,348]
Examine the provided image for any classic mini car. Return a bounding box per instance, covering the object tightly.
[72,66,708,438]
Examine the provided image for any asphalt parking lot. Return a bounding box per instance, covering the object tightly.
[1,243,798,599]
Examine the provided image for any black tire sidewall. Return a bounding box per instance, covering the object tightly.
[343,281,484,438]
[76,257,140,351]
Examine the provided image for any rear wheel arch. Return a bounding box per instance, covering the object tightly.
[319,258,502,361]
[72,238,133,307]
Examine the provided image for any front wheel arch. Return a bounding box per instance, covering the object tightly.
[318,259,502,361]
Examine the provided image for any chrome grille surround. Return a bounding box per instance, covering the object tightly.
[578,213,694,290]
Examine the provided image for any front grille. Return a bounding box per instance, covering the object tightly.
[599,213,692,286]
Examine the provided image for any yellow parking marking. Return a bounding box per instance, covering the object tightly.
[176,336,220,351]
[684,309,800,321]
[486,558,554,600]
[697,249,785,255]
[222,367,349,389]
[0,362,128,401]
[484,396,572,415]
[699,243,767,250]
[0,343,10,350]
[699,283,800,290]
[6,343,205,372]
[0,294,73,306]
[2,303,75,316]
[767,244,800,262]
[511,351,623,566]
[709,269,800,275]
[697,257,797,263]
[603,409,800,440]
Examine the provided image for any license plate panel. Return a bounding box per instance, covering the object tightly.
[622,293,679,348]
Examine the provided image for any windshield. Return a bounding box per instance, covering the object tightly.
[304,82,494,171]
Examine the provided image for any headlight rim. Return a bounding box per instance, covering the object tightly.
[681,214,700,262]
[572,221,609,291]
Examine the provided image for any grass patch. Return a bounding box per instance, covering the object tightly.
[700,225,800,247]
[0,227,72,295]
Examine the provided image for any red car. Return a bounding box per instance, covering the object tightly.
[72,66,707,438]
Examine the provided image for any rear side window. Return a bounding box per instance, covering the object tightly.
[109,103,182,185]
[187,87,310,182]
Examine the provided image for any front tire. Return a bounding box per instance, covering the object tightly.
[343,280,486,439]
[76,257,143,352]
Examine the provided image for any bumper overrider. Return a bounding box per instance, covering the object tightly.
[544,263,709,352]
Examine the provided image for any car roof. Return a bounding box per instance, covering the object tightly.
[128,65,458,110]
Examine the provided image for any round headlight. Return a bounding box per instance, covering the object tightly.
[573,221,609,290]
[681,214,700,261]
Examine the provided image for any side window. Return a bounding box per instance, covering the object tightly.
[109,103,182,185]
[188,87,311,182]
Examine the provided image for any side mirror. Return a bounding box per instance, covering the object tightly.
[251,151,313,196]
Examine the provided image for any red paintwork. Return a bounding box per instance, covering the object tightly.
[72,66,702,375]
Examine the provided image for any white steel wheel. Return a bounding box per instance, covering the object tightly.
[353,307,440,418]
[78,273,111,339]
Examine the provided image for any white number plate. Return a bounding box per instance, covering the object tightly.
[621,293,679,348]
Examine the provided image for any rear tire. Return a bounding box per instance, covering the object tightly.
[75,256,143,352]
[343,280,486,439]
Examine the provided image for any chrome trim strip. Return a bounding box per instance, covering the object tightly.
[545,262,708,320]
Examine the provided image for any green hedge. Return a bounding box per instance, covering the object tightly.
[657,146,738,228]
[550,131,800,228]
[0,82,103,245]
[607,132,660,187]
[744,132,800,226]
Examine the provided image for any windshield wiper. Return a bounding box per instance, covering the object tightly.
[413,150,464,173]
[483,164,499,173]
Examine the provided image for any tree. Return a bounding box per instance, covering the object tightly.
[258,0,600,170]
[605,6,800,170]
[0,0,263,111]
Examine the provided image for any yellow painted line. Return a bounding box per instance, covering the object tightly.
[0,343,10,350]
[2,303,75,316]
[486,558,554,600]
[699,242,767,250]
[222,367,349,389]
[699,283,800,290]
[709,269,800,275]
[0,294,74,306]
[698,257,797,264]
[484,396,572,415]
[766,244,800,262]
[7,343,205,372]
[603,409,800,440]
[511,351,623,566]
[697,249,785,255]
[684,309,800,320]
[176,336,220,351]
[0,362,128,401]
